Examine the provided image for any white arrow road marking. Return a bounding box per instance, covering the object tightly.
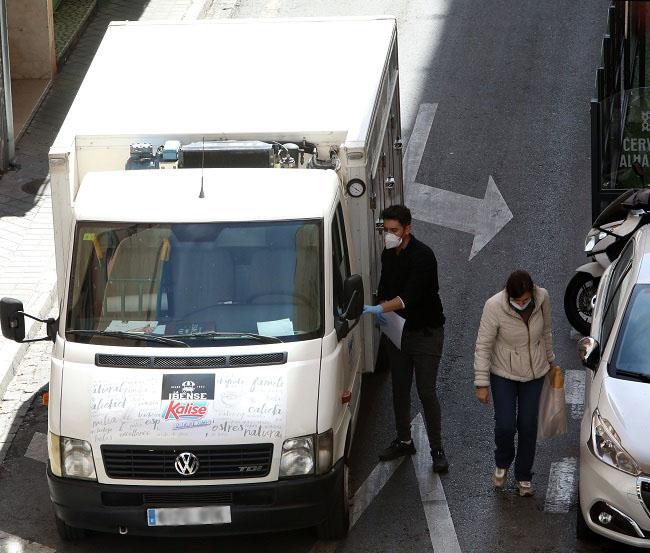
[564,370,586,420]
[0,531,55,553]
[544,457,578,513]
[404,103,513,260]
[412,413,462,553]
[24,431,48,464]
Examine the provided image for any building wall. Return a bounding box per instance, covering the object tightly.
[7,0,55,80]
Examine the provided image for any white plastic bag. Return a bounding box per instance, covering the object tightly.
[537,365,567,440]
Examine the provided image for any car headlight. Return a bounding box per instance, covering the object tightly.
[279,430,334,478]
[589,410,640,476]
[52,435,97,480]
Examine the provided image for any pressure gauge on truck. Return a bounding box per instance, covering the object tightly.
[346,179,366,198]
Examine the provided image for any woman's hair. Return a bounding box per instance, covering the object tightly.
[505,270,534,299]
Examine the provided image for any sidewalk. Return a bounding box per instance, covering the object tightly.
[0,0,213,400]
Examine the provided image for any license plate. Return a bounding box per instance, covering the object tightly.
[147,506,231,527]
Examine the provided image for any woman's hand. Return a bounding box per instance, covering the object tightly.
[475,386,490,405]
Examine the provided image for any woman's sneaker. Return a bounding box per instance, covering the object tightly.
[493,467,507,488]
[516,480,534,497]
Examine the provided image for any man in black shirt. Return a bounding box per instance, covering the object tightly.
[363,204,448,473]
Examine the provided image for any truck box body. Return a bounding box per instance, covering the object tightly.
[40,17,404,537]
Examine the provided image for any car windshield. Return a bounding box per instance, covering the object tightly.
[612,284,650,377]
[66,220,322,346]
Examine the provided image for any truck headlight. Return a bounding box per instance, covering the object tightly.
[279,430,334,478]
[280,436,314,477]
[589,410,640,476]
[57,436,97,480]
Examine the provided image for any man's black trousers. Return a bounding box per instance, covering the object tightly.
[387,326,444,450]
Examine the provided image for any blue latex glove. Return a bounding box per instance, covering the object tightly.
[363,304,383,315]
[363,304,387,326]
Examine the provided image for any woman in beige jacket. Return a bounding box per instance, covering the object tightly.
[474,270,558,497]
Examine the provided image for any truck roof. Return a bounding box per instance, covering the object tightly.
[52,17,396,149]
[73,168,340,222]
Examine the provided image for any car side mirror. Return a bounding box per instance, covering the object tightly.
[0,297,25,342]
[342,274,364,320]
[578,336,600,371]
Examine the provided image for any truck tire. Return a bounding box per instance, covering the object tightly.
[316,461,350,540]
[564,273,599,337]
[55,514,86,541]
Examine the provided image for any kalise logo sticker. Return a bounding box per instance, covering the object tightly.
[161,374,215,421]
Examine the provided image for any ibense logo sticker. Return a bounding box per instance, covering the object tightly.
[161,374,215,421]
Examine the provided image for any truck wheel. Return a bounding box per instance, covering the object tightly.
[55,514,86,541]
[316,461,350,540]
[564,273,599,336]
[576,493,597,542]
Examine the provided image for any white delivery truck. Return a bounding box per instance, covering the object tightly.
[0,17,404,539]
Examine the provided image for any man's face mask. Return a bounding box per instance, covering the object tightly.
[384,232,402,249]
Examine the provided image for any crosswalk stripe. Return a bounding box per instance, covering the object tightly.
[412,413,462,553]
[564,370,586,420]
[544,457,578,513]
[24,431,48,464]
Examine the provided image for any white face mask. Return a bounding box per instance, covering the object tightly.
[510,299,531,311]
[384,232,402,250]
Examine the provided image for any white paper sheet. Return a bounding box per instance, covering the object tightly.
[383,312,405,350]
[257,318,294,337]
[105,320,166,334]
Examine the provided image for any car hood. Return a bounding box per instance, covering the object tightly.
[598,374,650,470]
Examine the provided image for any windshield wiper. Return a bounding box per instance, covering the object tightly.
[615,369,650,382]
[166,331,283,344]
[66,329,189,347]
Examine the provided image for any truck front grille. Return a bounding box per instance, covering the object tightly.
[95,353,286,368]
[101,444,273,480]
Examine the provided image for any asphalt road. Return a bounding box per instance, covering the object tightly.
[0,1,632,552]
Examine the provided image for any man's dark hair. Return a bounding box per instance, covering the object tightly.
[505,270,534,299]
[381,204,412,227]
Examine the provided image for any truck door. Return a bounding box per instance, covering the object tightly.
[331,203,361,413]
[370,85,404,299]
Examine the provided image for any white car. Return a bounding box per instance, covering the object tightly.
[577,225,650,547]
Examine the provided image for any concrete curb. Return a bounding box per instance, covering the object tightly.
[0,274,56,402]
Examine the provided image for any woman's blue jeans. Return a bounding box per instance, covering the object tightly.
[490,372,545,481]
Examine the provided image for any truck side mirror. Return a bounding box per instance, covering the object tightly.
[0,297,26,342]
[578,336,600,371]
[342,275,364,320]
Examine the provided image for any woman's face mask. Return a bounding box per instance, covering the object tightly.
[510,299,531,311]
[384,232,403,250]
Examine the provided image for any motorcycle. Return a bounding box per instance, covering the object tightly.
[564,185,650,336]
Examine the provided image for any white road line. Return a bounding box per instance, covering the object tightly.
[564,370,586,420]
[350,457,406,527]
[24,431,48,464]
[544,457,577,513]
[412,413,462,553]
[307,451,407,553]
[0,531,55,553]
[403,103,438,188]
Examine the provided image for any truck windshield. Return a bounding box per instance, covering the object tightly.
[66,220,323,346]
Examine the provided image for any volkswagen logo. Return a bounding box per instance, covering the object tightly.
[174,452,199,476]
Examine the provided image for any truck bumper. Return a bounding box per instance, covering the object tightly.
[47,460,343,537]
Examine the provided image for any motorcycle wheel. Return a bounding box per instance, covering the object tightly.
[564,272,600,336]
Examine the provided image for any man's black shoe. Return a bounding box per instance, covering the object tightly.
[432,449,449,473]
[379,438,416,461]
